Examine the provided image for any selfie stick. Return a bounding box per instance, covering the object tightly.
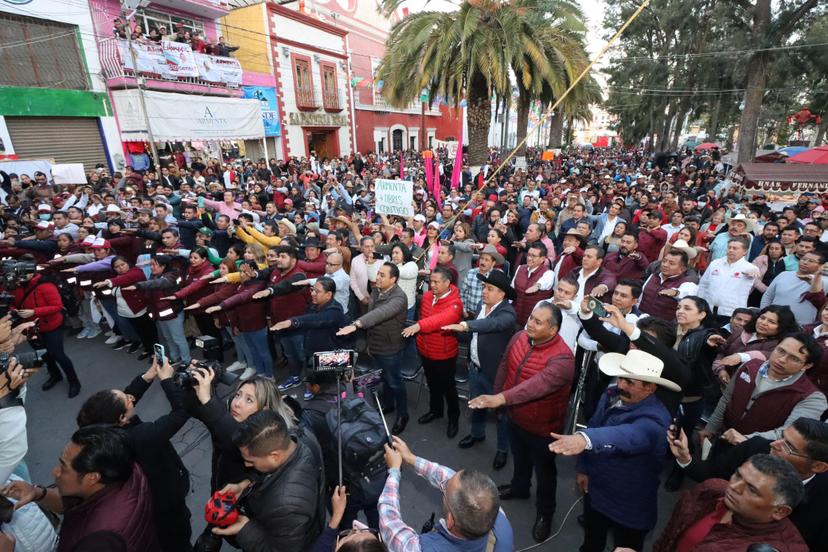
[373,391,393,446]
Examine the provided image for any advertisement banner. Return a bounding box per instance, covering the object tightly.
[0,116,17,160]
[161,40,198,77]
[111,90,265,142]
[196,53,243,86]
[374,179,414,217]
[242,86,281,137]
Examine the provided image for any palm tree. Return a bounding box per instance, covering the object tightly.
[375,0,591,165]
[547,74,602,147]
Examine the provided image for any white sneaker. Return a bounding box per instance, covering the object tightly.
[105,331,114,337]
[227,361,246,373]
[76,328,90,339]
[105,335,120,345]
[240,367,257,380]
[86,328,101,339]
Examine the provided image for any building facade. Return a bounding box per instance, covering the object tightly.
[295,0,460,155]
[0,0,122,172]
[90,0,268,169]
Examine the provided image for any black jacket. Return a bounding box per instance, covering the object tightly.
[579,312,689,415]
[465,301,517,381]
[122,376,190,511]
[195,394,252,491]
[290,298,347,355]
[236,429,325,552]
[676,326,718,397]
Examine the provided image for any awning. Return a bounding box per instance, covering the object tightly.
[111,90,265,142]
[732,162,828,194]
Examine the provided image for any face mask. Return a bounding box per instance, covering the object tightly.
[39,214,51,221]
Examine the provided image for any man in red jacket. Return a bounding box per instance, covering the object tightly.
[13,260,81,397]
[402,267,463,438]
[469,302,575,543]
[653,454,808,552]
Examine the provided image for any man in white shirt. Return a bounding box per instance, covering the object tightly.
[294,251,350,316]
[660,211,685,241]
[697,236,759,325]
[532,276,580,353]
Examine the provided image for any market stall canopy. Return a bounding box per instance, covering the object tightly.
[694,142,720,152]
[753,146,811,163]
[787,145,828,165]
[111,90,265,142]
[732,162,828,194]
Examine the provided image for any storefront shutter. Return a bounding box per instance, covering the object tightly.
[5,117,108,173]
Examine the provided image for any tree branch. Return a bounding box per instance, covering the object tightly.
[773,0,819,41]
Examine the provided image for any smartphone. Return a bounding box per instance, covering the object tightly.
[153,343,166,365]
[587,297,608,318]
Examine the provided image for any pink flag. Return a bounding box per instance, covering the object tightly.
[424,152,433,193]
[399,151,405,180]
[434,156,442,210]
[450,108,464,190]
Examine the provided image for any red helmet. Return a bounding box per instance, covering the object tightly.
[204,491,239,528]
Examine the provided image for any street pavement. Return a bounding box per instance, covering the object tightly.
[22,332,683,551]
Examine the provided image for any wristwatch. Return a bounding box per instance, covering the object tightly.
[34,484,48,502]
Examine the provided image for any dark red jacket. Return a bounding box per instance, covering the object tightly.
[108,268,149,314]
[513,264,554,327]
[653,479,808,552]
[173,261,214,305]
[58,463,159,552]
[13,274,64,332]
[495,331,574,436]
[134,270,182,321]
[639,272,690,320]
[198,283,237,327]
[297,255,326,279]
[565,265,616,303]
[220,281,268,332]
[723,359,820,435]
[416,285,463,360]
[266,263,309,322]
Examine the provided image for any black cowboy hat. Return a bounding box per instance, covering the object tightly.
[476,270,516,301]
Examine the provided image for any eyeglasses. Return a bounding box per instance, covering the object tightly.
[776,437,811,459]
[325,262,341,266]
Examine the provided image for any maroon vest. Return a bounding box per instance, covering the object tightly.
[513,265,553,326]
[58,464,159,552]
[268,263,311,322]
[723,359,820,435]
[502,332,574,436]
[639,273,689,320]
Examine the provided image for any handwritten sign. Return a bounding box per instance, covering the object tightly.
[375,179,414,217]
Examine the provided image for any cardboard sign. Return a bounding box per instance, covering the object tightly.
[374,179,414,217]
[52,164,87,184]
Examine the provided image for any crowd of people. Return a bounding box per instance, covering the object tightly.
[0,143,827,552]
[113,17,239,57]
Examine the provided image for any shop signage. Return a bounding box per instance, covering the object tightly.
[243,86,281,137]
[288,112,347,127]
[375,179,414,217]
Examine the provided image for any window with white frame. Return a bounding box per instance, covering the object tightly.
[137,9,204,37]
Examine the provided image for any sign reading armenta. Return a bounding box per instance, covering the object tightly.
[375,179,414,217]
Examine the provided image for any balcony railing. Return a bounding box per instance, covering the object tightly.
[295,87,317,109]
[322,90,341,111]
[358,94,442,116]
[99,38,240,94]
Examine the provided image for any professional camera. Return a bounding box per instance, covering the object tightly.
[0,350,46,375]
[0,259,36,290]
[172,359,237,388]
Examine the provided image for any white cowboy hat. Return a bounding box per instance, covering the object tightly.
[727,213,755,233]
[671,239,698,260]
[598,350,681,392]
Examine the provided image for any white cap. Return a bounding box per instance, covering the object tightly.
[414,214,426,222]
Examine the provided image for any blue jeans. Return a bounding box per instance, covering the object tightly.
[157,312,191,363]
[114,312,141,343]
[242,328,273,376]
[281,331,306,378]
[224,327,254,367]
[469,365,510,452]
[374,350,407,417]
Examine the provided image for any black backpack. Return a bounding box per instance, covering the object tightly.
[325,396,387,487]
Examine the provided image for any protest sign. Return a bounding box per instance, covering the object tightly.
[119,40,169,76]
[375,179,414,217]
[162,40,198,77]
[52,164,87,185]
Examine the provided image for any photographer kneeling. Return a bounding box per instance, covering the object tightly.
[212,409,326,552]
[10,255,80,397]
[75,357,192,552]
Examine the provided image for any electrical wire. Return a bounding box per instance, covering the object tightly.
[515,496,584,552]
[606,40,828,61]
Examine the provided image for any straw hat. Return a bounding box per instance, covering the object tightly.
[598,350,681,392]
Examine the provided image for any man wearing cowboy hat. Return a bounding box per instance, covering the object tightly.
[549,349,678,552]
[443,270,516,468]
[698,236,760,325]
[296,237,326,278]
[710,213,754,261]
[458,244,504,318]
